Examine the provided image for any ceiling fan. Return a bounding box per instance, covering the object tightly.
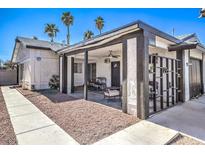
[104,50,120,59]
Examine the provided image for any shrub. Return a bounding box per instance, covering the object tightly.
[49,75,60,90]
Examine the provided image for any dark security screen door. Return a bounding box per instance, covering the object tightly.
[111,61,120,87]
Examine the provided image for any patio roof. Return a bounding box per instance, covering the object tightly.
[58,20,182,55]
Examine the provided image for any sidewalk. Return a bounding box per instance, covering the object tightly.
[1,86,79,145]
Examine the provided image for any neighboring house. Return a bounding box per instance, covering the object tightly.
[58,20,205,119]
[11,37,65,90]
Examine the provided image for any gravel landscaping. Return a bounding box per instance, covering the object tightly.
[169,134,205,145]
[17,88,139,145]
[0,87,17,145]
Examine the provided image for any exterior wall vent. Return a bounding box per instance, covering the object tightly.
[104,58,111,63]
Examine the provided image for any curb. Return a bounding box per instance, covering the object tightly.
[164,132,180,145]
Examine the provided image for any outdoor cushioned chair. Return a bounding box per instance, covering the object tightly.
[89,77,107,91]
[104,88,121,100]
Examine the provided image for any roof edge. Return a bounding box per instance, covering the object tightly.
[58,20,182,54]
[11,38,21,62]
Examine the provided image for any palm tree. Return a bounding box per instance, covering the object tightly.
[84,30,94,40]
[44,24,59,42]
[61,12,74,45]
[95,16,104,35]
[199,8,205,18]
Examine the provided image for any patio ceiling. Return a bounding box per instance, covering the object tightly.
[73,43,122,59]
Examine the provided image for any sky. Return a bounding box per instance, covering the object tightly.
[0,8,204,61]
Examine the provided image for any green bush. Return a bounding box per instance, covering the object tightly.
[49,75,60,90]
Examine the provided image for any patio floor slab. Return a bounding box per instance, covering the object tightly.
[1,86,79,145]
[94,120,179,145]
[148,97,205,141]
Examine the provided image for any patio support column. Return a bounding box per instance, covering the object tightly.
[62,54,67,94]
[136,30,149,119]
[176,50,188,102]
[84,50,88,100]
[122,39,127,113]
[71,57,74,93]
[176,49,186,102]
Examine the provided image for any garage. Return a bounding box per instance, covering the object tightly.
[189,58,203,98]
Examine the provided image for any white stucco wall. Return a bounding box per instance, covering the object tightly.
[96,57,122,87]
[16,43,32,89]
[22,60,32,89]
[127,37,137,115]
[16,44,30,63]
[16,44,59,90]
[190,49,203,60]
[74,59,84,87]
[72,55,122,88]
[149,46,176,59]
[184,50,190,101]
[29,49,59,90]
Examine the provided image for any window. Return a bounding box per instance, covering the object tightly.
[74,63,82,73]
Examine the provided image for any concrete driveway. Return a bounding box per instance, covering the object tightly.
[149,95,205,141]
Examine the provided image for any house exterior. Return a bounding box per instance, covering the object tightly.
[11,37,65,90]
[58,20,205,119]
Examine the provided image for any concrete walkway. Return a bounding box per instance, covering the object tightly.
[1,86,79,145]
[149,97,205,141]
[94,120,179,145]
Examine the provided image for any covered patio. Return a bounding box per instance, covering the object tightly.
[58,20,186,119]
[62,43,123,110]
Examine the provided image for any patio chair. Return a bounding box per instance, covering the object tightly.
[104,88,121,100]
[91,77,107,91]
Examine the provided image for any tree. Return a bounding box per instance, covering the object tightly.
[32,36,38,40]
[3,60,16,70]
[61,12,74,45]
[84,30,94,40]
[95,16,104,34]
[44,24,59,42]
[0,59,4,68]
[199,8,205,18]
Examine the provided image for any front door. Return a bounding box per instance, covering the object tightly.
[111,61,120,87]
[189,58,202,98]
